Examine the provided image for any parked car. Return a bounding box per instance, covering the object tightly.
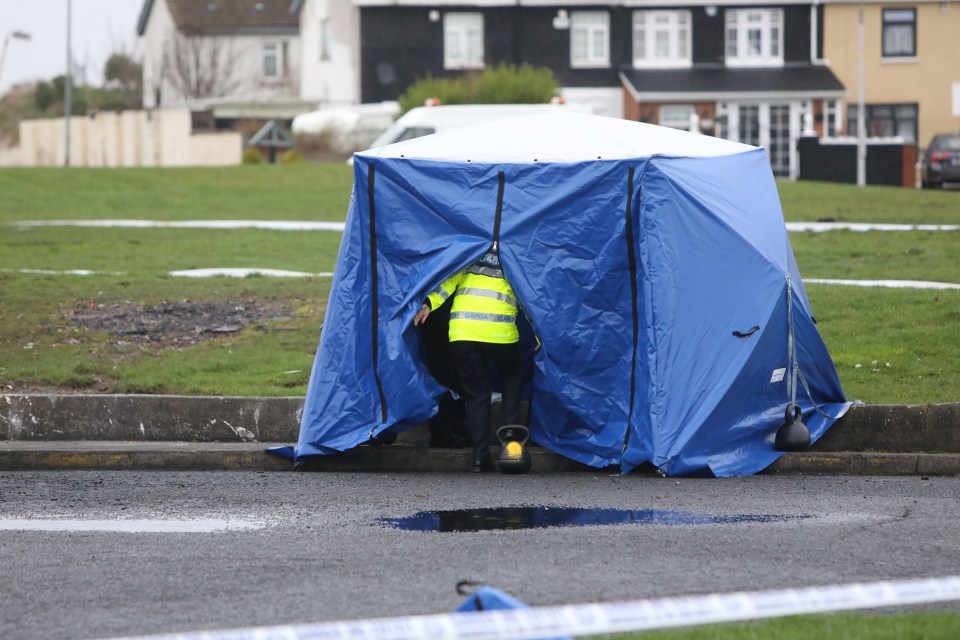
[921,133,960,188]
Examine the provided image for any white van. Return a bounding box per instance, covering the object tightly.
[364,103,593,151]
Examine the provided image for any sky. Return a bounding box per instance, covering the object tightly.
[0,0,143,96]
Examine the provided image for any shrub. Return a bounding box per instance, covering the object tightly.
[397,64,559,115]
[280,149,304,164]
[398,74,470,114]
[242,146,263,164]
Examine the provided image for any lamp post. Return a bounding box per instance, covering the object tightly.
[65,0,72,166]
[0,30,32,93]
[856,2,866,187]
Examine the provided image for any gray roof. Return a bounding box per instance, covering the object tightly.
[138,0,301,36]
[621,64,846,100]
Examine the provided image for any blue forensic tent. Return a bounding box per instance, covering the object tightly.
[290,112,851,476]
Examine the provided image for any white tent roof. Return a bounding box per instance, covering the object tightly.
[358,111,755,163]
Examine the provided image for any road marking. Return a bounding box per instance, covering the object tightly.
[0,518,264,533]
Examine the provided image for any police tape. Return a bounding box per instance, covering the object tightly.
[109,575,960,640]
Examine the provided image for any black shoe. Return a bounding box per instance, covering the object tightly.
[473,457,496,473]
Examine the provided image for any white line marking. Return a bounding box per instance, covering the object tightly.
[10,220,346,231]
[2,268,124,276]
[805,278,960,290]
[4,268,956,288]
[168,268,335,279]
[2,268,335,279]
[786,222,960,232]
[10,220,960,233]
[0,518,264,533]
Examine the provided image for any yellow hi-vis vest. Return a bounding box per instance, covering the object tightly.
[426,259,519,344]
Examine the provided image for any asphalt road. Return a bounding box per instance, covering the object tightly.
[1,471,959,640]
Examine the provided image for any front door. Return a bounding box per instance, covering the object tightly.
[720,102,800,178]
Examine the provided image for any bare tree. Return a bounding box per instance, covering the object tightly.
[163,31,242,101]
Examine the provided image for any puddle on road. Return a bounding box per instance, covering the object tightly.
[0,518,264,533]
[377,507,810,532]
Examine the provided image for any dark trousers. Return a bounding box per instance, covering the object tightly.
[450,340,523,463]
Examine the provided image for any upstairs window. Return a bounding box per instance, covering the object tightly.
[725,9,783,67]
[320,18,332,61]
[444,12,484,69]
[571,11,610,68]
[262,41,289,78]
[633,10,692,68]
[882,8,916,58]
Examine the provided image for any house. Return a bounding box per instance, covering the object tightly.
[354,0,846,177]
[821,0,959,151]
[137,0,360,117]
[296,0,361,106]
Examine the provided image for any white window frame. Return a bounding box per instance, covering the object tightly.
[262,41,289,79]
[633,10,692,69]
[571,11,610,68]
[725,8,784,67]
[263,41,280,78]
[444,12,484,70]
[319,18,332,61]
[660,104,695,131]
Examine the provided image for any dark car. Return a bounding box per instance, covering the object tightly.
[922,133,960,188]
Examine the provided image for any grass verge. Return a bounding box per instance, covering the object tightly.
[1,165,958,401]
[618,611,960,639]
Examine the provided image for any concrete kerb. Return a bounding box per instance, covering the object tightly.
[2,394,959,474]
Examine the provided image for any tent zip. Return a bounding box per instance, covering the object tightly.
[622,167,639,455]
[492,171,505,248]
[491,169,539,427]
[368,165,389,426]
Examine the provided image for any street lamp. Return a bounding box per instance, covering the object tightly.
[0,30,32,92]
[65,0,72,166]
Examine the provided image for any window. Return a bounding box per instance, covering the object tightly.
[263,42,278,77]
[823,100,840,137]
[633,11,691,68]
[725,9,783,67]
[660,105,694,130]
[882,9,916,58]
[571,11,610,68]
[444,13,483,69]
[738,105,760,146]
[320,18,331,61]
[846,104,918,142]
[262,41,288,78]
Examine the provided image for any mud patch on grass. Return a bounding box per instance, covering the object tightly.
[64,299,295,349]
